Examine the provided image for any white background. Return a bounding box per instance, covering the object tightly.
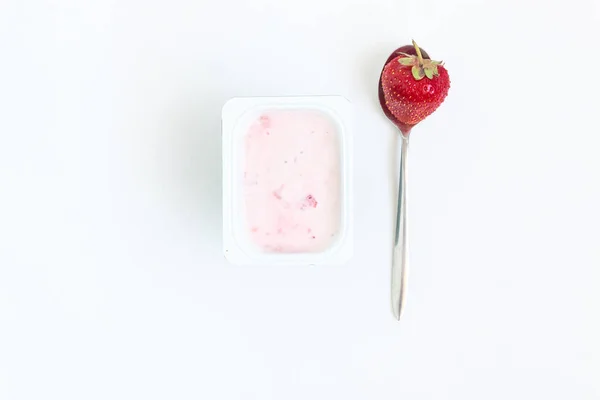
[1,0,599,398]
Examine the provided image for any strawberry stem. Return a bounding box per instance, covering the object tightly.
[412,40,424,65]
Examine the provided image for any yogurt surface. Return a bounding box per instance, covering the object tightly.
[243,109,341,253]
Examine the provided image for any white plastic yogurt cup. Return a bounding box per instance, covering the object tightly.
[222,96,353,266]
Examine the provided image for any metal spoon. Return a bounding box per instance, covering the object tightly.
[378,44,431,320]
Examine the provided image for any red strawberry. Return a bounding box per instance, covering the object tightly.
[380,40,450,134]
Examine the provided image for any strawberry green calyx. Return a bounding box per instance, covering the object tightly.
[397,40,443,81]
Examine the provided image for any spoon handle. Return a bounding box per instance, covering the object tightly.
[391,134,409,320]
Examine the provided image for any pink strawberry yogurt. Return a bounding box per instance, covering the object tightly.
[244,110,341,253]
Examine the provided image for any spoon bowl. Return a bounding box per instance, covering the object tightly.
[378,45,430,136]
